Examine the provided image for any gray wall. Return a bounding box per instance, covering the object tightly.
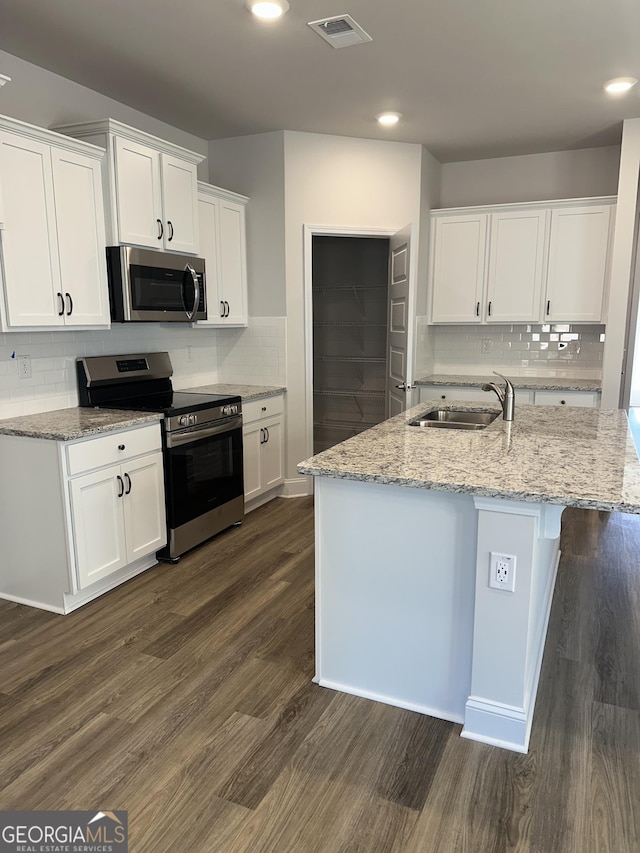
[208,132,286,317]
[0,50,208,177]
[440,146,621,208]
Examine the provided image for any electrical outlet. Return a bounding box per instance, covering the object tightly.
[489,552,516,592]
[482,339,493,354]
[18,355,31,379]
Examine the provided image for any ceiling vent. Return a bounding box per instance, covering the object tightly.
[307,14,373,49]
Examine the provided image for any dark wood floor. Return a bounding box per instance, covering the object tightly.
[1,498,639,852]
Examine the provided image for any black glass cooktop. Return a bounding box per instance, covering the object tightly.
[105,391,241,416]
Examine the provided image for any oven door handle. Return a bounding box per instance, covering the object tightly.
[165,415,243,448]
[182,263,200,321]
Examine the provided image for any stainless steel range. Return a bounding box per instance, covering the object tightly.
[77,352,243,562]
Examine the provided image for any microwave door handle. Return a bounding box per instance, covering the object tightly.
[182,263,199,320]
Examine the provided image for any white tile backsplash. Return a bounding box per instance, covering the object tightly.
[430,323,604,379]
[0,317,287,420]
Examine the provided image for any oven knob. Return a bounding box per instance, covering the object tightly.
[190,414,197,426]
[179,415,190,427]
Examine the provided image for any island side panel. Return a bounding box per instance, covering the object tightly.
[314,476,477,722]
[462,497,564,753]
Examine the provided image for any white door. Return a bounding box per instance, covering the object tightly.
[161,154,199,254]
[114,137,163,249]
[430,214,487,323]
[261,419,284,491]
[122,452,166,561]
[70,466,127,589]
[0,132,61,327]
[386,225,416,417]
[545,205,611,322]
[243,423,263,501]
[486,210,547,322]
[218,199,248,324]
[51,148,110,326]
[197,195,223,323]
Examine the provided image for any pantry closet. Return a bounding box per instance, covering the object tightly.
[312,235,390,454]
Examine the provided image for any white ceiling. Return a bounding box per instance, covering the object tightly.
[2,0,640,161]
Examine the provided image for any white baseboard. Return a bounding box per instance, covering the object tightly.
[317,677,465,725]
[0,592,65,615]
[462,697,529,753]
[282,476,312,498]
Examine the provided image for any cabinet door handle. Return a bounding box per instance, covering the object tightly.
[167,220,174,242]
[476,301,480,317]
[157,219,164,240]
[220,301,225,318]
[65,292,73,316]
[260,427,265,444]
[226,301,230,317]
[488,301,492,317]
[124,472,132,494]
[57,292,65,316]
[264,427,269,443]
[546,300,551,316]
[116,475,124,498]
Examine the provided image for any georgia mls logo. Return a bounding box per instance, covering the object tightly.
[0,809,128,852]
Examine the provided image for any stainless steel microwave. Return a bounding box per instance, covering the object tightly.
[106,246,207,322]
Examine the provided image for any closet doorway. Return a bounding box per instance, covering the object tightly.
[311,234,391,454]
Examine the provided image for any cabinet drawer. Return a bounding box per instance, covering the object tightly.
[420,386,490,404]
[66,424,162,476]
[533,390,597,408]
[243,395,284,424]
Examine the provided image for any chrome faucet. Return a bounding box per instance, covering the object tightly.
[482,371,515,421]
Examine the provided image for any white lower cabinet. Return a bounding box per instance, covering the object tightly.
[419,385,534,405]
[533,390,598,408]
[418,385,598,408]
[243,395,285,507]
[0,422,166,613]
[70,450,166,589]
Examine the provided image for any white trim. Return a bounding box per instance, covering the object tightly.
[432,196,616,217]
[462,696,529,753]
[282,476,312,498]
[197,180,249,205]
[52,118,205,165]
[523,548,561,713]
[0,113,106,159]
[0,592,65,615]
[317,678,465,725]
[473,496,544,517]
[62,554,158,613]
[303,224,402,461]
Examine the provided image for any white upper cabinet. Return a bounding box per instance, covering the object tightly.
[430,213,487,323]
[429,197,615,325]
[545,205,613,322]
[196,182,248,327]
[54,119,204,256]
[485,209,547,323]
[0,115,109,331]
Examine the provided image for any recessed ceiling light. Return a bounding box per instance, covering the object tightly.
[377,112,401,127]
[247,0,289,19]
[604,77,638,94]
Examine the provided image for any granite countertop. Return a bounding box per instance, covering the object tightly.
[183,383,286,401]
[415,373,601,393]
[0,408,162,441]
[298,402,640,514]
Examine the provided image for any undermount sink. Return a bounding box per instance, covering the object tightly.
[409,409,500,430]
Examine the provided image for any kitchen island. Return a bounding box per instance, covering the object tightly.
[298,400,640,752]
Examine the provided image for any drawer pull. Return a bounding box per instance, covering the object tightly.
[441,394,446,400]
[118,444,125,450]
[261,406,267,412]
[560,400,566,405]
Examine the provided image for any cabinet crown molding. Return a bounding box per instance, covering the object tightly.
[197,180,249,205]
[431,195,616,217]
[0,113,106,160]
[52,118,205,165]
